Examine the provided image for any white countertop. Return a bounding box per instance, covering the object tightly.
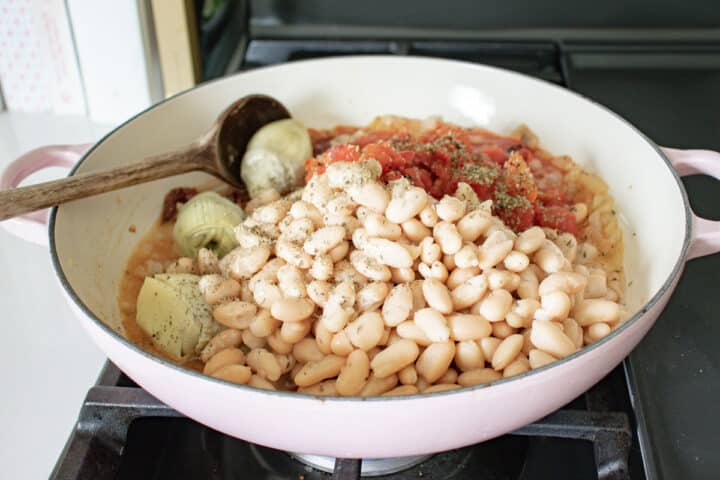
[0,112,113,479]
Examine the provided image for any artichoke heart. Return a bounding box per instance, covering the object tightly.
[241,118,312,197]
[135,273,221,361]
[173,191,245,258]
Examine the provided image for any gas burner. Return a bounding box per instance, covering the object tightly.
[290,453,432,476]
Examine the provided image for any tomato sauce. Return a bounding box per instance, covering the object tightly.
[306,122,578,235]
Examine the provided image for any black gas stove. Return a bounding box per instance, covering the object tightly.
[52,2,720,479]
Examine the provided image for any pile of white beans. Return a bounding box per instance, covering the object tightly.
[170,159,624,396]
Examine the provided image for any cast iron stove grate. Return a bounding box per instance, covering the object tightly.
[51,362,640,480]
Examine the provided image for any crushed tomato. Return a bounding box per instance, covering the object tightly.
[305,122,578,236]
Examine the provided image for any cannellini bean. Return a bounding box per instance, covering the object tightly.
[213,301,257,329]
[309,254,334,281]
[224,246,271,279]
[454,244,479,269]
[419,204,439,227]
[505,311,528,329]
[325,192,357,217]
[487,269,521,292]
[401,219,432,243]
[477,289,513,323]
[535,291,572,322]
[363,237,413,268]
[416,341,456,383]
[447,267,480,290]
[248,258,284,290]
[521,328,534,355]
[332,260,366,288]
[349,250,391,282]
[563,317,584,348]
[396,321,433,346]
[477,231,514,269]
[248,375,276,390]
[515,226,545,254]
[303,226,346,255]
[447,314,492,341]
[280,319,312,344]
[513,298,541,319]
[503,355,530,377]
[503,251,530,272]
[277,264,307,298]
[201,329,243,362]
[336,349,371,396]
[386,187,428,223]
[321,302,354,333]
[364,213,402,240]
[433,222,463,255]
[203,348,245,375]
[211,364,252,384]
[479,336,502,361]
[422,279,453,314]
[414,308,451,342]
[290,200,323,226]
[409,280,427,311]
[249,309,281,338]
[370,339,420,378]
[294,355,346,387]
[573,202,588,223]
[360,373,399,396]
[492,321,516,339]
[391,267,416,283]
[517,268,539,299]
[203,277,242,305]
[436,195,466,222]
[457,368,502,386]
[383,385,419,396]
[418,261,449,282]
[529,349,557,369]
[585,271,608,299]
[382,283,413,326]
[576,243,599,264]
[346,312,385,351]
[451,274,488,310]
[265,330,290,353]
[437,367,459,385]
[586,322,612,342]
[349,181,389,213]
[303,174,332,208]
[328,241,350,262]
[556,232,578,263]
[314,321,333,354]
[423,383,462,393]
[245,188,280,213]
[275,240,312,269]
[292,338,324,364]
[307,280,331,307]
[246,348,282,381]
[491,334,524,370]
[252,200,291,224]
[419,238,440,265]
[573,299,621,326]
[331,330,354,356]
[166,257,195,274]
[298,380,337,396]
[197,248,220,274]
[531,320,576,358]
[538,272,587,296]
[534,240,568,273]
[252,279,282,309]
[398,365,418,385]
[457,209,492,242]
[356,282,390,312]
[270,297,315,322]
[455,340,485,371]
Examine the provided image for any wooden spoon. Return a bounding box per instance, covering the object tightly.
[0,94,291,221]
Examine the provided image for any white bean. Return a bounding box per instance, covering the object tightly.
[492,320,516,339]
[290,200,323,227]
[249,309,281,338]
[336,349,371,396]
[534,240,568,273]
[385,187,428,223]
[477,289,513,323]
[491,334,524,370]
[270,297,315,322]
[277,264,307,298]
[401,219,432,243]
[364,213,402,240]
[213,301,257,329]
[293,337,325,363]
[370,339,420,378]
[360,373,399,396]
[363,237,413,268]
[563,317,584,348]
[328,240,350,262]
[515,226,546,254]
[413,308,450,342]
[433,221,463,255]
[457,209,492,242]
[398,365,418,385]
[275,240,312,269]
[309,254,334,281]
[454,244,479,269]
[422,279,453,314]
[330,330,354,356]
[479,336,502,361]
[307,280,331,307]
[280,319,312,344]
[447,314,492,341]
[382,283,413,326]
[538,272,587,297]
[447,267,480,290]
[586,322,612,342]
[419,204,439,227]
[356,282,390,312]
[294,355,346,387]
[246,348,282,381]
[457,368,502,386]
[573,299,621,326]
[204,348,245,375]
[395,321,433,346]
[304,226,346,255]
[416,341,456,383]
[477,231,514,269]
[349,250,392,282]
[530,320,576,358]
[436,195,466,222]
[454,340,485,372]
[487,269,521,291]
[346,312,385,351]
[503,251,530,272]
[349,181,389,214]
[224,246,272,279]
[535,291,572,321]
[529,349,557,369]
[450,274,488,310]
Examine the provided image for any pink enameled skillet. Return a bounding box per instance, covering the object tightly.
[1,56,719,458]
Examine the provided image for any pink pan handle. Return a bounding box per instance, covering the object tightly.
[0,144,91,246]
[662,147,720,260]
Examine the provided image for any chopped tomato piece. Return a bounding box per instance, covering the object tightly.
[481,145,508,165]
[536,205,578,236]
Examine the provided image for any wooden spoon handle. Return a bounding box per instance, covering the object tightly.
[0,145,211,221]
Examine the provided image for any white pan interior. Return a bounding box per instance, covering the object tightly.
[52,56,687,342]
